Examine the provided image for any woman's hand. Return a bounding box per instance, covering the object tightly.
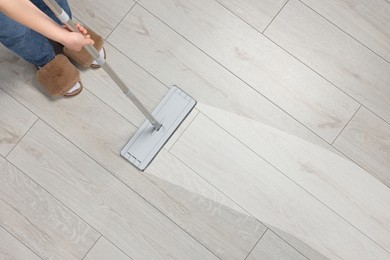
[61,23,94,51]
[0,0,94,51]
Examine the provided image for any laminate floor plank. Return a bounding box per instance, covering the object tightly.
[215,0,288,32]
[300,0,390,62]
[145,149,266,260]
[265,0,390,127]
[0,156,100,260]
[170,113,390,259]
[0,225,41,260]
[247,230,306,260]
[1,59,264,260]
[134,0,359,143]
[334,107,390,188]
[68,0,135,38]
[267,226,328,260]
[194,103,390,254]
[107,4,350,149]
[83,237,131,260]
[8,120,218,260]
[0,87,37,157]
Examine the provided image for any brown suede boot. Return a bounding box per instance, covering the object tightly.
[36,54,82,97]
[63,27,105,68]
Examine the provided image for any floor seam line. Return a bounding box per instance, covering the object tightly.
[0,222,44,260]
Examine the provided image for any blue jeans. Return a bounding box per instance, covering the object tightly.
[0,0,72,67]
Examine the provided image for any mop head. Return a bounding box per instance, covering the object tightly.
[121,86,196,171]
[36,54,80,96]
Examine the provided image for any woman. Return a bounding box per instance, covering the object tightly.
[0,0,105,96]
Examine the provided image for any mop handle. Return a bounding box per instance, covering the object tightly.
[42,0,162,130]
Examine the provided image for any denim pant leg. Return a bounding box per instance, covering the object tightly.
[0,0,72,67]
[31,0,72,25]
[0,13,55,67]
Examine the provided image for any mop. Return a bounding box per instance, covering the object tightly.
[43,0,196,171]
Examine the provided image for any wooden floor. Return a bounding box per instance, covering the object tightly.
[1,0,389,259]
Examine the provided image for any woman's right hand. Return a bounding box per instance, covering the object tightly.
[61,23,94,51]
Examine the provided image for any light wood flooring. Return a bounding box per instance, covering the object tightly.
[1,0,389,259]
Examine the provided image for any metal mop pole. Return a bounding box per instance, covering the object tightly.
[42,0,162,130]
